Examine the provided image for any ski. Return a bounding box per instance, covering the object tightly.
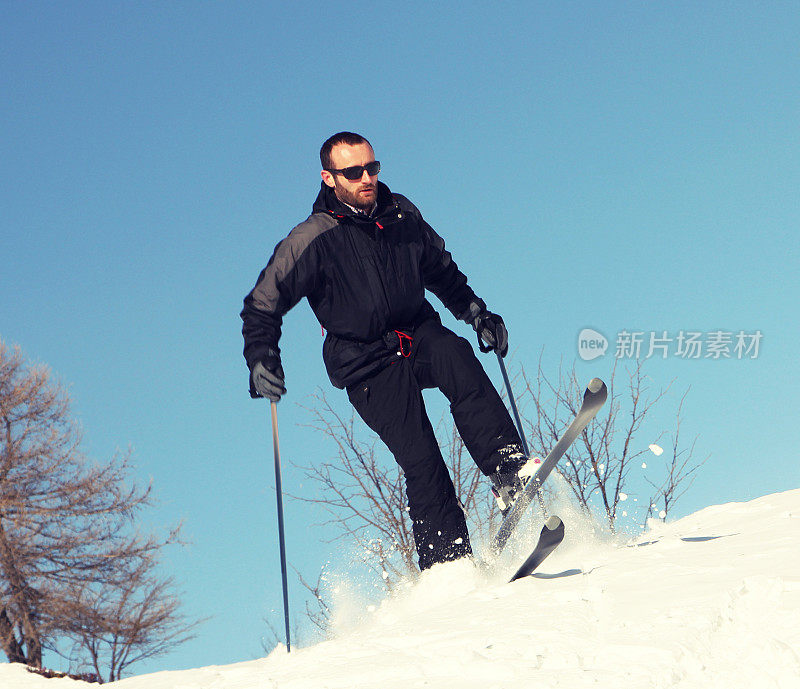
[509,515,565,582]
[492,377,608,554]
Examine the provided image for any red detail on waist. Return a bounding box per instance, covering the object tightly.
[394,330,413,357]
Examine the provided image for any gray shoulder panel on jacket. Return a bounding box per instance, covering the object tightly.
[251,213,339,312]
[277,212,338,273]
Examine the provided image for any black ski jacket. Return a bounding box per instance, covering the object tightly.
[241,181,482,391]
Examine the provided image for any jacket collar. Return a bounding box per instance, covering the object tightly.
[312,181,395,221]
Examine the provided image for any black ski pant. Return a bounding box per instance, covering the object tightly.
[345,318,521,570]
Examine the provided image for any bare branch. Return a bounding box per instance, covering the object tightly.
[0,340,199,680]
[287,354,705,638]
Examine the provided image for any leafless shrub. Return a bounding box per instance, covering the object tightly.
[519,356,705,529]
[281,356,704,637]
[0,340,201,681]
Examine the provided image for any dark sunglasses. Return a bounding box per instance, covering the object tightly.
[326,161,381,181]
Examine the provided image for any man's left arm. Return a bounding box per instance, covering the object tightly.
[416,208,509,357]
[418,215,475,319]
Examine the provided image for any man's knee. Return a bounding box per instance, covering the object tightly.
[423,325,480,370]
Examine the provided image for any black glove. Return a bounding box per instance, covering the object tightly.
[463,301,508,357]
[475,311,508,357]
[250,356,286,402]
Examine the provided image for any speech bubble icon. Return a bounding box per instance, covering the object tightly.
[578,328,608,361]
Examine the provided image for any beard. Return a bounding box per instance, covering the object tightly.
[334,181,378,213]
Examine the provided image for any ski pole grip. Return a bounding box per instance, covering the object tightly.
[476,330,494,353]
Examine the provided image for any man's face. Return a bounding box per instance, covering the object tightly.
[321,142,379,212]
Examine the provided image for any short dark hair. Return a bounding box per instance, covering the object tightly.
[320,131,372,170]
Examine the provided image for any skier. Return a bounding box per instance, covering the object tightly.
[241,132,528,570]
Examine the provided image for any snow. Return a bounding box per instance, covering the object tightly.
[3,489,799,688]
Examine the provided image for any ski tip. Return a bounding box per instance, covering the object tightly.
[544,515,562,530]
[585,378,608,406]
[587,377,604,394]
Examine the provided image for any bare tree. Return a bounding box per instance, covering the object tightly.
[293,568,331,636]
[285,390,499,635]
[644,389,708,526]
[0,340,199,681]
[519,356,705,529]
[295,390,417,590]
[67,559,201,682]
[284,356,704,638]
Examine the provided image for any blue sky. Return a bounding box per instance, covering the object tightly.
[2,0,799,676]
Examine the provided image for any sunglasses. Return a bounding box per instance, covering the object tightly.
[326,161,381,181]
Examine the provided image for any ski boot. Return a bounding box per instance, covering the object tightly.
[489,443,541,515]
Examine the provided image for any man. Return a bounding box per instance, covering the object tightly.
[241,132,528,570]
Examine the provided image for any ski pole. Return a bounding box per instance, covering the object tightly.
[496,352,548,517]
[496,352,530,458]
[270,401,291,653]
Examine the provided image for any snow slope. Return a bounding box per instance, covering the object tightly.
[2,489,799,688]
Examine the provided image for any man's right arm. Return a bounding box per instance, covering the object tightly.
[240,217,330,397]
[241,253,289,375]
